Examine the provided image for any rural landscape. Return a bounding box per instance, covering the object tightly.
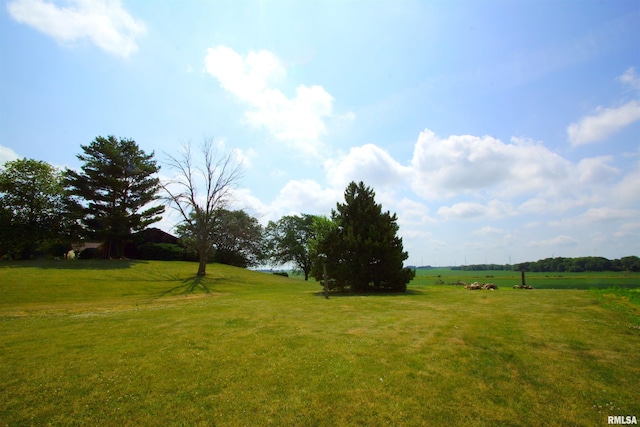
[1,110,639,427]
[2,0,640,426]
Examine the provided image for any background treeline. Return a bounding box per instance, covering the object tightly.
[0,136,414,291]
[452,256,640,272]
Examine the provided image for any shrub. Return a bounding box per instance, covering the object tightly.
[273,271,289,277]
[78,247,102,259]
[137,243,184,261]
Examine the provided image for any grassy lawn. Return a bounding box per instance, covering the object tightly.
[1,260,639,426]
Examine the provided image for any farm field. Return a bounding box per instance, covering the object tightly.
[411,268,640,290]
[1,260,639,426]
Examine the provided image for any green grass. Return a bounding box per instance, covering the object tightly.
[413,268,640,289]
[1,260,639,426]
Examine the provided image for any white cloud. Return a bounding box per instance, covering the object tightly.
[204,46,345,157]
[567,100,640,146]
[618,67,640,91]
[228,187,273,222]
[0,145,20,166]
[234,180,342,225]
[324,144,410,189]
[472,226,504,236]
[437,200,514,221]
[579,207,638,222]
[410,130,571,199]
[7,0,146,58]
[395,198,436,226]
[231,123,638,266]
[577,156,620,184]
[612,159,640,203]
[232,147,257,169]
[567,67,640,146]
[401,229,432,239]
[273,179,341,216]
[517,196,587,215]
[549,206,638,229]
[204,46,285,102]
[529,235,577,248]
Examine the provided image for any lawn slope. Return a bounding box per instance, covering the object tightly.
[1,260,639,426]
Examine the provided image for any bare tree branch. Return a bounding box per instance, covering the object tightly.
[162,139,244,276]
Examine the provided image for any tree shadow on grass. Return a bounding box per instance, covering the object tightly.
[312,289,425,298]
[150,275,225,300]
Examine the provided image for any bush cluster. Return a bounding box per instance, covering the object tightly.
[136,243,185,261]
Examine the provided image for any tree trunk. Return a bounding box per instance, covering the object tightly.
[323,261,329,299]
[197,251,208,276]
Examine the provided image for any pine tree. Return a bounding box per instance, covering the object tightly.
[318,181,415,292]
[64,136,164,258]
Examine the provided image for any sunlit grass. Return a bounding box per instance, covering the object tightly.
[1,260,639,426]
[411,268,640,289]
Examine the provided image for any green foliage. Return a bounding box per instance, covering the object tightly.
[77,247,102,260]
[514,255,640,273]
[264,214,316,280]
[0,158,74,259]
[64,136,164,258]
[312,181,414,292]
[177,209,264,268]
[212,209,264,268]
[137,243,185,261]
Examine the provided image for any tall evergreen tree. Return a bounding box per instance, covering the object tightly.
[64,136,164,258]
[313,181,415,292]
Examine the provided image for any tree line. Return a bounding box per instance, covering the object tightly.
[1,135,414,292]
[451,256,640,272]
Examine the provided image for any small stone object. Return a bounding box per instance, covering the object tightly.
[464,281,498,290]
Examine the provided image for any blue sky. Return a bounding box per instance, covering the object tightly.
[1,0,639,266]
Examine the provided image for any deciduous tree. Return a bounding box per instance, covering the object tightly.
[265,214,316,280]
[163,140,243,276]
[0,158,72,259]
[176,209,263,268]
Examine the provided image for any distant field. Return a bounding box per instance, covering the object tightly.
[411,268,640,290]
[1,260,639,426]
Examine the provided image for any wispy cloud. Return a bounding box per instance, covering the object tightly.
[567,67,640,146]
[567,100,640,146]
[618,66,640,90]
[529,235,577,248]
[0,145,20,166]
[7,0,146,58]
[437,200,514,221]
[472,226,505,236]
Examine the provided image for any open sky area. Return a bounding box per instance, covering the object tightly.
[1,0,639,267]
